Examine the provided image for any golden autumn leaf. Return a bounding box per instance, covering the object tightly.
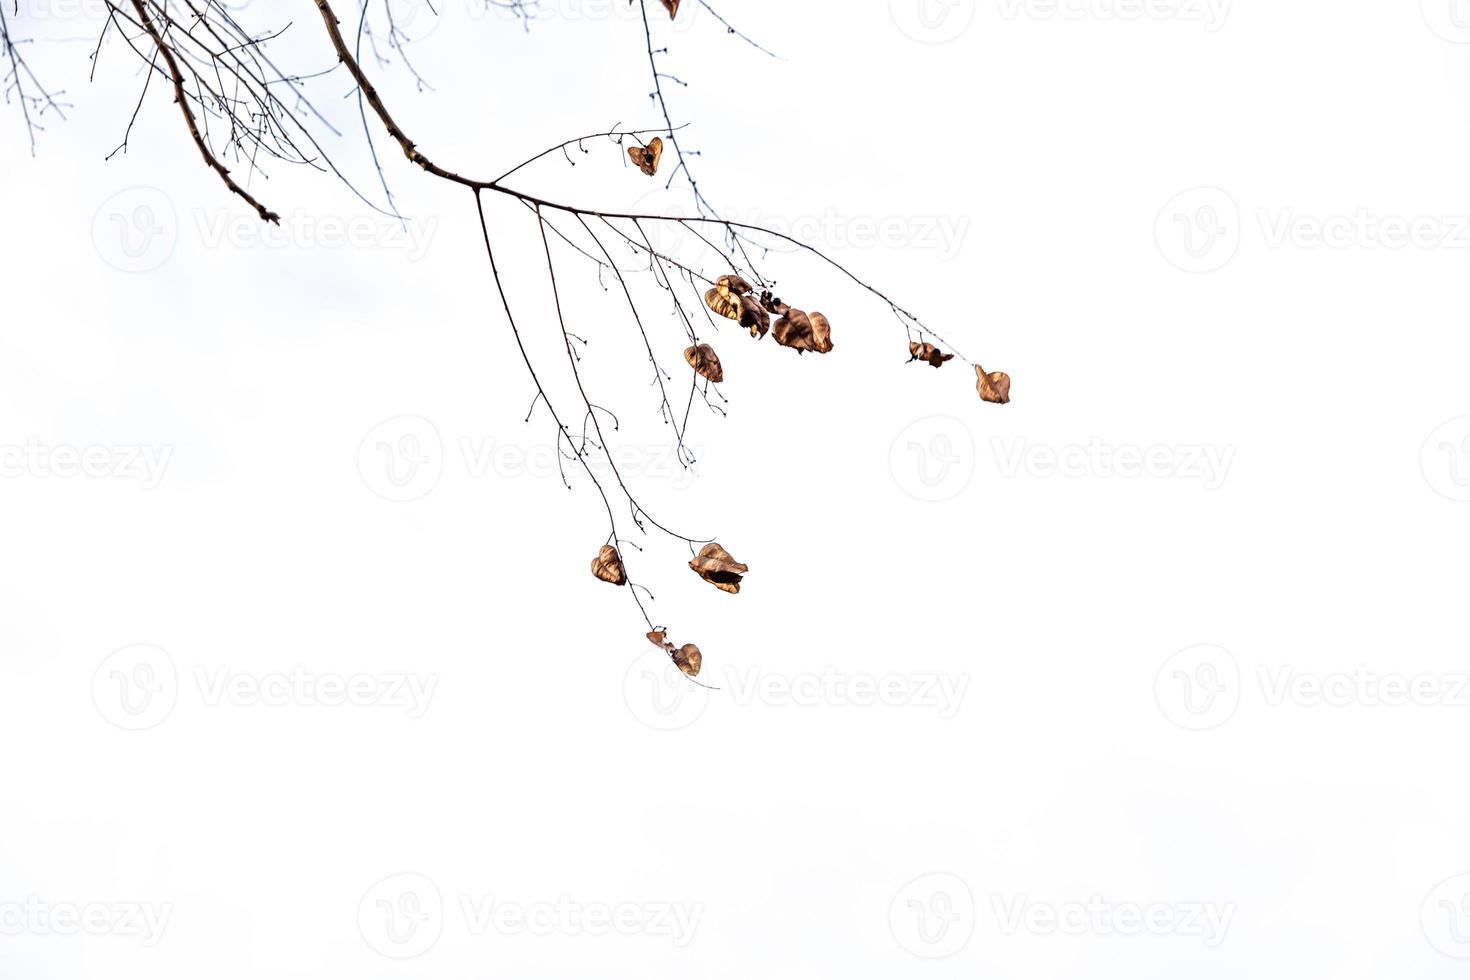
[689,542,748,594]
[975,364,1012,404]
[660,0,680,19]
[909,341,954,368]
[647,630,670,649]
[673,644,702,677]
[628,136,663,177]
[771,309,834,354]
[684,343,724,383]
[591,544,627,586]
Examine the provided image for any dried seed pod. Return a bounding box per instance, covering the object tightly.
[673,644,702,677]
[704,287,742,321]
[591,545,627,586]
[975,364,1012,404]
[660,0,680,18]
[628,136,663,177]
[740,295,770,339]
[688,542,749,594]
[771,309,834,354]
[684,344,724,383]
[808,312,834,353]
[717,274,754,296]
[909,341,954,368]
[647,630,703,677]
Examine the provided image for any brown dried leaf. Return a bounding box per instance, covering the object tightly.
[684,344,724,383]
[739,294,770,339]
[771,309,835,354]
[717,274,754,296]
[647,630,702,677]
[704,287,742,321]
[591,544,627,586]
[628,136,663,177]
[975,364,1012,404]
[909,341,954,368]
[673,644,702,677]
[660,0,680,19]
[809,312,834,353]
[689,542,749,594]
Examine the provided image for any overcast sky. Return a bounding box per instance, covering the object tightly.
[4,1,1470,977]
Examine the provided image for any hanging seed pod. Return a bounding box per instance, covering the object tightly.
[684,344,724,383]
[591,545,627,586]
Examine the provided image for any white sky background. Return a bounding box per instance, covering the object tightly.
[4,0,1470,976]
